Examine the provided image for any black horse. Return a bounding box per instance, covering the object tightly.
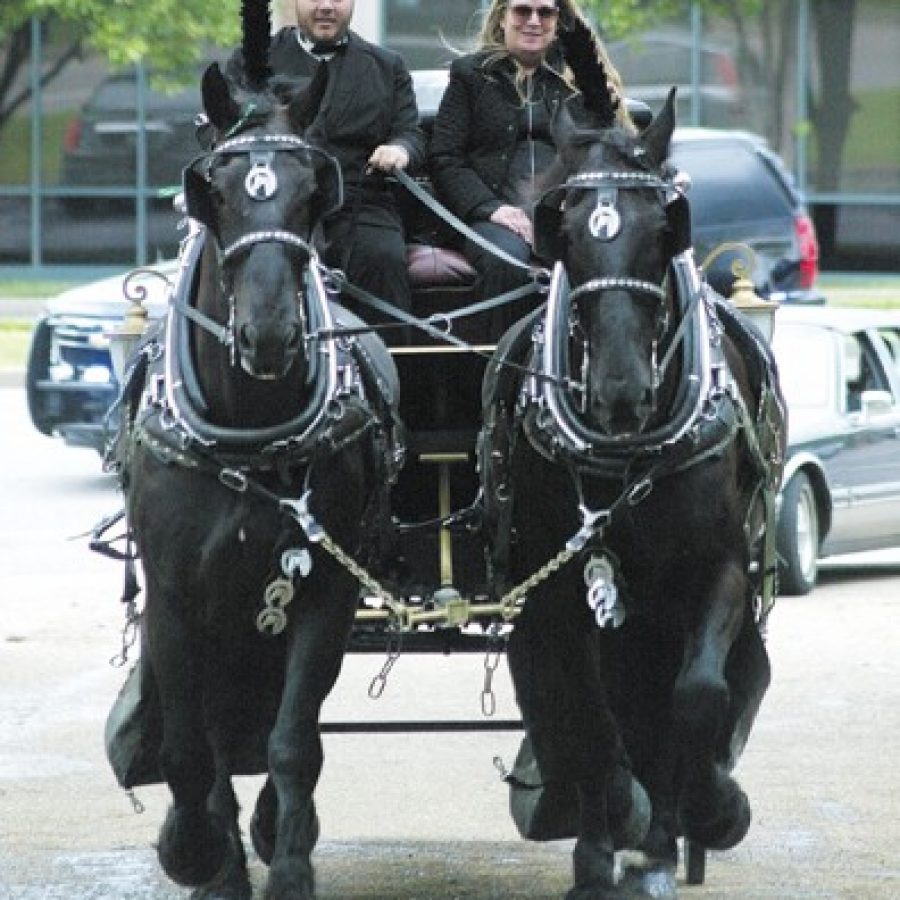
[479,74,786,899]
[113,49,400,900]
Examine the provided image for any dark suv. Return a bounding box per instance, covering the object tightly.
[59,71,204,213]
[27,72,821,450]
[669,128,820,304]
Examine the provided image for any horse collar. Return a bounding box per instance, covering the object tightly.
[525,255,736,477]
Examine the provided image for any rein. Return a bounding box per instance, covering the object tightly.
[393,168,547,276]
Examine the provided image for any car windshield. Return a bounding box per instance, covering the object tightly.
[772,325,835,411]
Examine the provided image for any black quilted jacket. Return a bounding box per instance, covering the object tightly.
[428,50,576,222]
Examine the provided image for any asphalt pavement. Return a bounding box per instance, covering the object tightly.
[1,385,900,898]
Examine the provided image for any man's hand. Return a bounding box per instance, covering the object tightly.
[368,144,410,173]
[490,205,533,245]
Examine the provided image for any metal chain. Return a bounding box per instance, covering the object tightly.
[481,627,506,717]
[497,544,580,620]
[296,515,406,697]
[368,626,402,699]
[315,531,401,618]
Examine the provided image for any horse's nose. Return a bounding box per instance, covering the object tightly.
[592,378,650,437]
[236,319,301,379]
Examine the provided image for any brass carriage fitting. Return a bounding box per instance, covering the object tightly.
[703,242,779,343]
[431,586,470,628]
[108,277,151,381]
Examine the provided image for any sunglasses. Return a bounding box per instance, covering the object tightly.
[508,4,559,25]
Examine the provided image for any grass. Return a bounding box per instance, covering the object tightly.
[821,276,900,310]
[0,321,32,371]
[0,281,79,298]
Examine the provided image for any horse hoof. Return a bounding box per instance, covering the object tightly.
[264,859,315,900]
[191,834,252,900]
[619,862,678,899]
[679,781,751,850]
[569,839,616,898]
[191,873,253,900]
[565,885,618,900]
[157,808,229,887]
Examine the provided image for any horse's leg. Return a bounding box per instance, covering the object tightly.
[673,558,752,850]
[613,623,680,900]
[190,735,253,900]
[508,606,627,900]
[263,568,357,900]
[251,775,277,866]
[146,587,230,888]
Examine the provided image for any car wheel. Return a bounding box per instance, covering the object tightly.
[26,318,56,436]
[777,472,820,595]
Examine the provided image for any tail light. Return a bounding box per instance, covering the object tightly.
[713,53,739,88]
[63,118,82,153]
[794,211,819,289]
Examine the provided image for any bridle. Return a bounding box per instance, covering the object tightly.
[180,133,344,356]
[539,164,684,410]
[525,156,723,468]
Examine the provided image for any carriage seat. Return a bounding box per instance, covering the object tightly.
[406,242,477,291]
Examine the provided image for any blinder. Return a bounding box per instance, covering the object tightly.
[533,167,691,263]
[533,187,566,262]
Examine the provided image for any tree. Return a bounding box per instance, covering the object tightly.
[584,1,860,185]
[0,0,241,133]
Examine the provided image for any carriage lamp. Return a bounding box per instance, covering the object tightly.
[107,283,150,383]
[704,243,779,343]
[728,258,779,343]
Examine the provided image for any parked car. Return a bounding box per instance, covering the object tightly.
[26,263,175,449]
[28,72,821,450]
[59,70,208,213]
[772,306,900,594]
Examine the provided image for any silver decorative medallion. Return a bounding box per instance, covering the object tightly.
[281,546,312,579]
[256,576,295,635]
[589,198,621,241]
[584,554,625,629]
[245,160,279,200]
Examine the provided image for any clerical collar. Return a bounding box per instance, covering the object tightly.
[296,30,349,61]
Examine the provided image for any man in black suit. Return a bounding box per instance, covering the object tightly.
[239,0,425,323]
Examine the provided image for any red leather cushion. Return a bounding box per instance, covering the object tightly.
[407,244,477,290]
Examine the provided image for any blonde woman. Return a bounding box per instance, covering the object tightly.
[428,0,625,331]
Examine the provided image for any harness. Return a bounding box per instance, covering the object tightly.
[481,160,786,622]
[118,227,400,475]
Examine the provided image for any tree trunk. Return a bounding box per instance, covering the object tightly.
[809,0,857,259]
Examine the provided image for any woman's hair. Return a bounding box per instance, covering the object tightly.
[475,0,630,124]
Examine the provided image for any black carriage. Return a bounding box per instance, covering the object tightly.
[97,18,786,897]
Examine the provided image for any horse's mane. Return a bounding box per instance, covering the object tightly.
[529,123,643,205]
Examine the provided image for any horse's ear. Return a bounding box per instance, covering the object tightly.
[287,62,329,133]
[202,62,241,132]
[551,99,581,167]
[642,87,677,166]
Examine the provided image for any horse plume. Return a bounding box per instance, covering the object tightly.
[557,17,618,127]
[241,0,272,90]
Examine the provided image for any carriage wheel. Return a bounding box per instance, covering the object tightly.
[685,840,706,885]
